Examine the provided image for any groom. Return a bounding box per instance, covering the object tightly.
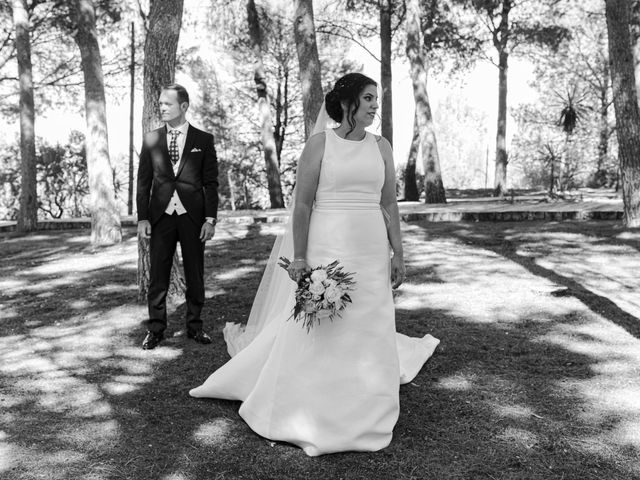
[136,83,218,350]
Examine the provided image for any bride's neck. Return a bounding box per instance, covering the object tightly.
[334,123,366,141]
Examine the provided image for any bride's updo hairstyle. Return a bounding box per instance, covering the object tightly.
[325,73,377,137]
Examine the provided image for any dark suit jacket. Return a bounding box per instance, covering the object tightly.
[136,124,219,226]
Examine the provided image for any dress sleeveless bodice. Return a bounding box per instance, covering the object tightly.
[314,129,384,211]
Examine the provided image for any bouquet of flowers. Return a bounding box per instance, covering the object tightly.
[278,257,356,332]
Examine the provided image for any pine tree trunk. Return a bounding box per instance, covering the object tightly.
[142,0,183,132]
[492,1,511,197]
[128,22,135,216]
[380,0,393,145]
[273,73,289,163]
[406,0,446,204]
[403,111,420,201]
[72,0,121,245]
[549,150,555,195]
[558,133,569,191]
[293,0,323,139]
[247,0,284,208]
[606,0,640,227]
[138,0,185,302]
[632,0,639,102]
[227,169,237,211]
[12,0,37,232]
[596,60,610,181]
[494,49,509,197]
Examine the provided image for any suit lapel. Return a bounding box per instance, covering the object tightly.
[177,125,196,177]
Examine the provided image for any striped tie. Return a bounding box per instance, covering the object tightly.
[169,130,180,165]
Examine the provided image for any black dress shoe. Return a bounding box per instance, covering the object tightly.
[142,331,164,350]
[187,330,212,345]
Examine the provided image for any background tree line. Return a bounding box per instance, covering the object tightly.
[2,0,640,242]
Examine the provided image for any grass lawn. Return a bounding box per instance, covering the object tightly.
[0,219,639,480]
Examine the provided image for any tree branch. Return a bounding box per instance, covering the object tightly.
[316,21,381,62]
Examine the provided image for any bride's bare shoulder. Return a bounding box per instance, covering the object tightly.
[307,130,327,144]
[301,131,326,159]
[374,134,393,157]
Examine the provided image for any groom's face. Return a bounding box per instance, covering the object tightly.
[159,90,188,124]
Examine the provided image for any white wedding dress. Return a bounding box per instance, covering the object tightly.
[190,128,439,456]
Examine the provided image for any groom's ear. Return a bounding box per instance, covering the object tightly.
[180,102,189,113]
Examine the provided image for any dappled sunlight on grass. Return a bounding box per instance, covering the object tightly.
[539,318,640,454]
[491,404,537,421]
[400,221,640,478]
[161,474,190,480]
[102,380,145,396]
[214,265,261,281]
[5,274,86,293]
[616,230,640,241]
[417,222,640,334]
[396,276,573,326]
[0,441,16,474]
[69,299,91,309]
[10,448,89,476]
[0,305,18,320]
[94,283,138,293]
[404,234,524,284]
[20,247,135,276]
[498,426,540,449]
[0,298,190,478]
[64,234,92,244]
[401,225,573,327]
[0,279,29,290]
[1,222,638,479]
[0,306,159,416]
[0,225,282,479]
[435,374,474,391]
[503,227,640,320]
[193,417,234,447]
[204,283,229,298]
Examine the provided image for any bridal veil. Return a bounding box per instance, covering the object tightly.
[222,102,336,356]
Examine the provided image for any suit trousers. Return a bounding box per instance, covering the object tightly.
[147,212,205,334]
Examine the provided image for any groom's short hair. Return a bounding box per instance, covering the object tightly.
[162,83,189,105]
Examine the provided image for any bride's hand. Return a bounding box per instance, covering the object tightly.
[288,259,309,283]
[390,255,405,289]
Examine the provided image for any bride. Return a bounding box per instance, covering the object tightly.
[190,72,439,457]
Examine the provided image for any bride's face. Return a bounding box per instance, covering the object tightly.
[351,85,378,127]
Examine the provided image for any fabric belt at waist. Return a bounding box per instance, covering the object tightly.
[314,194,381,211]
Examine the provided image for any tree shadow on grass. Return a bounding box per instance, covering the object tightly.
[0,224,298,479]
[1,222,639,480]
[425,221,640,340]
[532,220,640,253]
[400,220,640,479]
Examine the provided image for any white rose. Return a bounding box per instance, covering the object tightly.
[308,281,325,296]
[324,286,343,304]
[323,279,338,289]
[310,269,328,283]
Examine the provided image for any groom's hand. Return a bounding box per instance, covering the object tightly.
[200,222,215,242]
[137,220,151,239]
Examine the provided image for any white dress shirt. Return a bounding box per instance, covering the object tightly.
[164,121,189,216]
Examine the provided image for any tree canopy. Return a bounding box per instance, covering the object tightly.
[1,0,639,226]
